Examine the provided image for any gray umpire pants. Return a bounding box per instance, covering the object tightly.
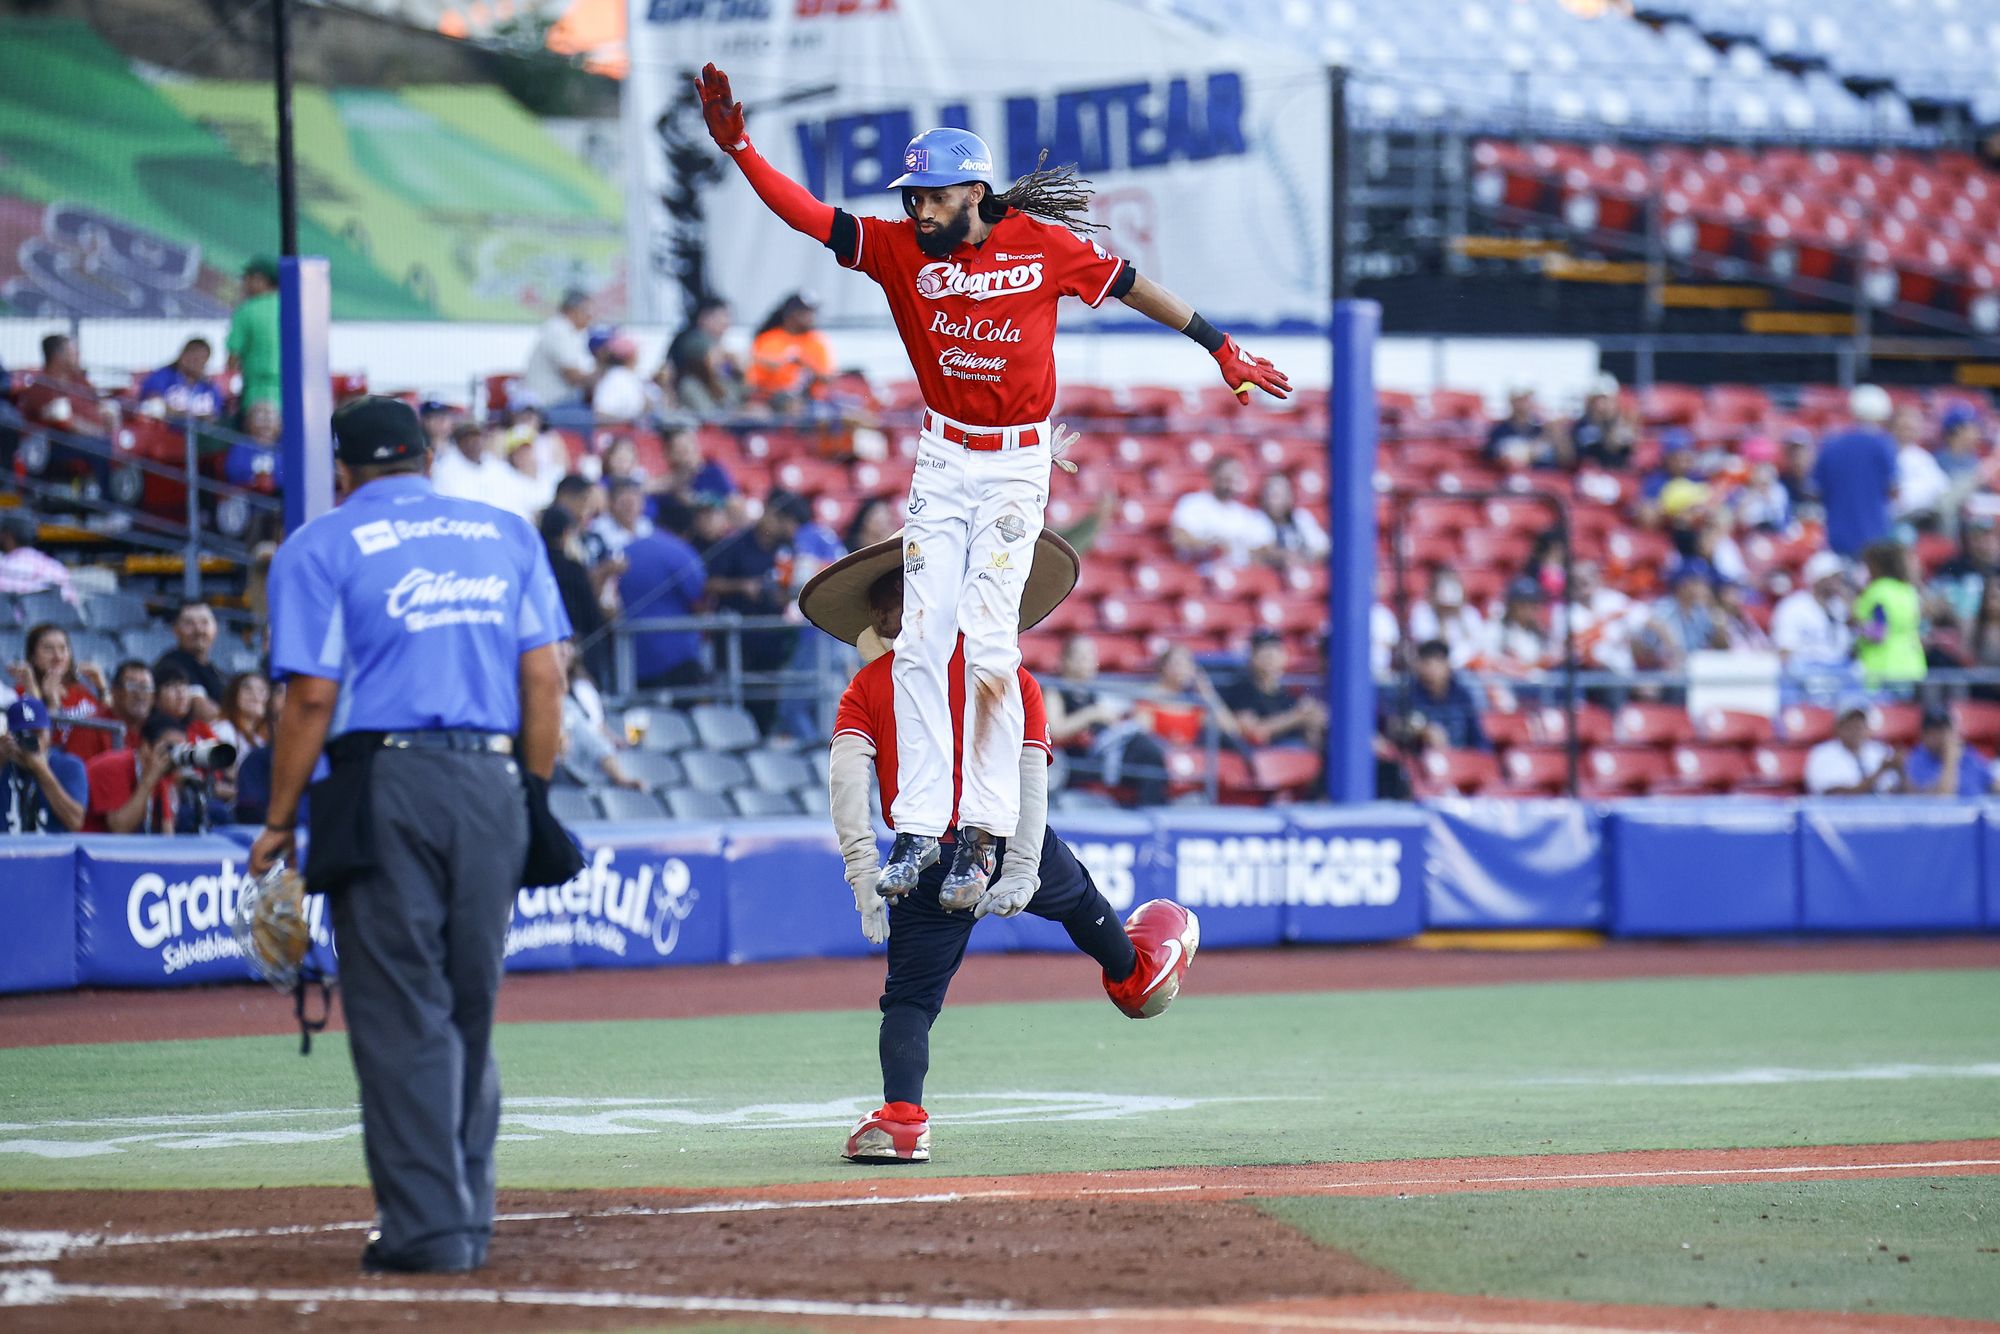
[329,747,527,1269]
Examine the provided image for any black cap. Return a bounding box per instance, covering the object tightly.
[1250,628,1284,649]
[764,489,812,524]
[333,396,429,467]
[1922,706,1954,730]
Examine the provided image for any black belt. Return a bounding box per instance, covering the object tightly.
[327,730,514,764]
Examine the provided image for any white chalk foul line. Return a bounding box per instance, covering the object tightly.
[0,1269,1709,1332]
[1305,1157,2000,1194]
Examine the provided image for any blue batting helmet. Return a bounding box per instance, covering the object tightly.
[888,128,994,189]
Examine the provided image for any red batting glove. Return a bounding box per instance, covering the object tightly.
[694,62,748,152]
[1213,335,1292,405]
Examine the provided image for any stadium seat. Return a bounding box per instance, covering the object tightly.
[681,750,751,793]
[1742,744,1810,794]
[118,627,175,662]
[730,788,801,818]
[1498,746,1570,796]
[81,590,153,630]
[1481,710,1533,749]
[1249,746,1321,796]
[1871,703,1922,747]
[1657,745,1750,794]
[1953,701,2000,747]
[690,704,761,752]
[1777,704,1834,744]
[1528,704,1614,747]
[66,631,121,672]
[1417,747,1502,796]
[635,709,698,753]
[1692,708,1775,747]
[1584,746,1669,796]
[619,750,684,789]
[1613,702,1695,747]
[547,788,599,824]
[598,788,668,821]
[746,749,815,793]
[792,784,831,815]
[665,789,735,821]
[16,590,83,630]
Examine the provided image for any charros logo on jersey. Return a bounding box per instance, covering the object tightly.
[385,569,510,631]
[915,260,1044,303]
[928,311,1023,343]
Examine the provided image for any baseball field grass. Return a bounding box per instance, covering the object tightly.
[2,953,1998,1331]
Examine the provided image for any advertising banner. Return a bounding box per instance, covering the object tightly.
[1281,805,1427,943]
[513,822,728,970]
[0,839,77,994]
[1425,798,1606,929]
[1608,801,1799,937]
[1799,802,1982,932]
[730,817,871,962]
[624,0,1329,329]
[1155,807,1291,948]
[74,835,330,987]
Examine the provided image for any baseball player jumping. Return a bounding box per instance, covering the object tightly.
[696,64,1291,905]
[799,529,1199,1163]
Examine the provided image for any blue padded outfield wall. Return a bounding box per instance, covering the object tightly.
[0,798,1994,994]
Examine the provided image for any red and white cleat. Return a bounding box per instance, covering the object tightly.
[842,1101,931,1163]
[1102,899,1200,1019]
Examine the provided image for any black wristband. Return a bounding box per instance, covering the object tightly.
[1182,311,1226,354]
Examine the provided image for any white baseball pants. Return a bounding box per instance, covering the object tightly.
[890,411,1051,839]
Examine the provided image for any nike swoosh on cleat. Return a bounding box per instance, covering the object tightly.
[1137,939,1183,997]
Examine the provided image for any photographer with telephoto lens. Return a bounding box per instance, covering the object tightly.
[0,697,88,833]
[85,713,188,834]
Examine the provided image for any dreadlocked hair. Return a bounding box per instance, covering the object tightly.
[977,151,1105,236]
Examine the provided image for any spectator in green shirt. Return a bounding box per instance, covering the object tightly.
[226,256,282,423]
[1853,541,1927,687]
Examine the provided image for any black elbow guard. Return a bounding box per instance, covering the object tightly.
[826,210,861,267]
[1109,263,1137,300]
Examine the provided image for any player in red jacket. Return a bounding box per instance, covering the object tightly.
[696,63,1289,908]
[800,529,1199,1163]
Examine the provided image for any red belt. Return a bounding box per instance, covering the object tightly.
[926,413,1041,452]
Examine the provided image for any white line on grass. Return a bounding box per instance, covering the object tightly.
[1305,1157,2000,1193]
[0,1268,1710,1332]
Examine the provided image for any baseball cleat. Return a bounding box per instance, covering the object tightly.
[842,1101,931,1163]
[876,833,940,900]
[938,827,997,910]
[1103,899,1200,1019]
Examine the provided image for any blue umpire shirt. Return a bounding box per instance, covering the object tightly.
[267,474,571,735]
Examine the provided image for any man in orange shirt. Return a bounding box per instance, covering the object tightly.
[800,530,1199,1165]
[745,291,832,411]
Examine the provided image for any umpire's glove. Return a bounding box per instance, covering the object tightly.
[974,872,1037,920]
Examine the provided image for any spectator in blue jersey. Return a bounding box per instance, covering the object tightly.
[1813,385,1900,558]
[618,523,709,691]
[1903,707,1992,797]
[0,697,87,834]
[136,339,225,421]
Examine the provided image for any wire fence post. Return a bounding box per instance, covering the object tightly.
[182,414,201,602]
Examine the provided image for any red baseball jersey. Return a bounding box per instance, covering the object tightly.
[841,211,1127,427]
[834,639,1052,833]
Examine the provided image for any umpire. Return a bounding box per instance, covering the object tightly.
[249,396,570,1274]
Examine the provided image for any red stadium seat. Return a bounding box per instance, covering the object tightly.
[1094,635,1152,674]
[1742,744,1810,794]
[1528,703,1614,748]
[1691,707,1775,747]
[1097,596,1176,633]
[1656,745,1750,794]
[1872,703,1922,747]
[1481,710,1532,749]
[1416,747,1502,796]
[1250,747,1322,795]
[1584,746,1668,796]
[1207,564,1282,599]
[1954,700,2000,747]
[1129,561,1203,601]
[1613,702,1694,747]
[1777,704,1834,744]
[1499,746,1571,796]
[1460,529,1535,570]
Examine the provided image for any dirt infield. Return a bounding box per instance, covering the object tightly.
[6,936,2000,1049]
[4,1143,1998,1333]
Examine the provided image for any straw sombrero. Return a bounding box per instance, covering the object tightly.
[798,528,1080,647]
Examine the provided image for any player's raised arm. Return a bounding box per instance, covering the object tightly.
[695,63,845,251]
[1118,272,1292,406]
